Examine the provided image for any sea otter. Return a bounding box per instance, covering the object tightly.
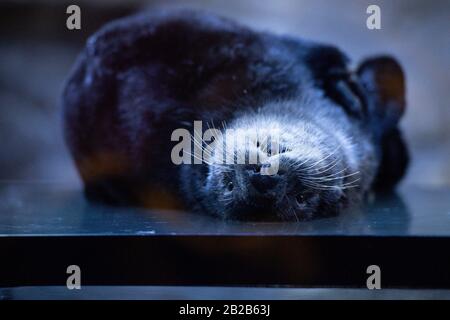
[62,10,409,221]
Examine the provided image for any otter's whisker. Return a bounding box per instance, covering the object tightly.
[340,177,361,187]
[302,145,341,171]
[291,148,317,167]
[309,165,352,179]
[312,155,342,175]
[184,151,212,165]
[285,196,300,222]
[306,169,360,182]
[184,151,233,171]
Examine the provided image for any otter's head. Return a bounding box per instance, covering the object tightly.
[178,47,408,221]
[182,94,380,221]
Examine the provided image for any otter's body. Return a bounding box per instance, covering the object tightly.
[63,10,408,220]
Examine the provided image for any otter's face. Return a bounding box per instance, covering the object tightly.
[193,98,369,221]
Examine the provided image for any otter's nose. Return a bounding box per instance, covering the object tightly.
[249,173,280,193]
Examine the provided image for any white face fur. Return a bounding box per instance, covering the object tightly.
[200,93,378,220]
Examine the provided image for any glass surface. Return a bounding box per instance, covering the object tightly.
[2,286,450,300]
[1,183,449,236]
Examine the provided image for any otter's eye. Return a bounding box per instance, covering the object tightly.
[279,145,291,154]
[227,181,234,191]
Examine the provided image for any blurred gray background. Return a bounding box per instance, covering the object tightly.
[1,0,449,189]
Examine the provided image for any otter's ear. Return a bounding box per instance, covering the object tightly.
[357,56,409,192]
[357,56,406,132]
